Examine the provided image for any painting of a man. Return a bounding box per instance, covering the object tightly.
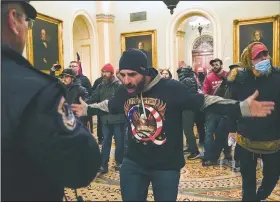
[33,19,59,71]
[233,16,280,66]
[137,41,152,67]
[123,33,155,68]
[250,30,263,43]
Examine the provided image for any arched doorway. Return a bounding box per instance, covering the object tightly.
[72,14,94,83]
[192,35,213,74]
[166,7,221,78]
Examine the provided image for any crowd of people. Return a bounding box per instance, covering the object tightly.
[2,1,279,201]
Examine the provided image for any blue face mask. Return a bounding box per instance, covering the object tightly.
[254,59,271,74]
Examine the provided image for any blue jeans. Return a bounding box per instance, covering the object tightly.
[204,113,230,160]
[101,123,125,169]
[120,158,180,201]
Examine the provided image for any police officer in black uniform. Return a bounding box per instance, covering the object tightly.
[1,1,101,201]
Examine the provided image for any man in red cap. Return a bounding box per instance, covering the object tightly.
[90,63,127,173]
[226,42,280,201]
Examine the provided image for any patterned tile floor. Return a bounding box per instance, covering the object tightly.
[65,129,280,201]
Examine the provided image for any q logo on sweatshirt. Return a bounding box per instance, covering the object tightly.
[125,98,167,146]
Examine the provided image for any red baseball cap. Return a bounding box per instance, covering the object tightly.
[251,43,268,60]
[102,63,114,74]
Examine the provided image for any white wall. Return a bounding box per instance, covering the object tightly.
[26,1,98,82]
[113,1,280,71]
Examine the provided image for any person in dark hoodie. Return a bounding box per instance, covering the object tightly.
[226,42,280,201]
[68,60,92,94]
[71,48,275,201]
[1,1,101,201]
[177,62,201,160]
[90,63,126,173]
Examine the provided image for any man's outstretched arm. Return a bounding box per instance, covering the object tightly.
[72,85,127,117]
[176,83,274,118]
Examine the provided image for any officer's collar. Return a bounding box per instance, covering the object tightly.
[2,43,33,68]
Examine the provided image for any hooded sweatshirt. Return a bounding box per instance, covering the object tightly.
[85,68,248,170]
[227,42,280,144]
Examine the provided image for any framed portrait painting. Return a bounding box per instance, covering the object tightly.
[233,15,280,66]
[26,13,64,75]
[121,30,157,68]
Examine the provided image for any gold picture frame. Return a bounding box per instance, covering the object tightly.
[26,13,64,75]
[233,15,280,66]
[121,30,157,68]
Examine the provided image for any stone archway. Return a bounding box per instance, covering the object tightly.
[71,10,99,83]
[166,7,221,78]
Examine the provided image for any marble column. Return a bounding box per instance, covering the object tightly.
[95,1,115,69]
[176,25,186,64]
[96,14,115,67]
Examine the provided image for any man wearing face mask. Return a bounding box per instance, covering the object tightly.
[226,42,280,201]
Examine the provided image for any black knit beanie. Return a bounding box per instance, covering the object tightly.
[119,48,149,75]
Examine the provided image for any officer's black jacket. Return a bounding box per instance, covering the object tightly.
[1,44,101,201]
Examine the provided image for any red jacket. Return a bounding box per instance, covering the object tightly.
[202,70,227,95]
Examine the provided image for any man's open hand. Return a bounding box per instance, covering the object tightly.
[245,90,275,117]
[71,97,88,117]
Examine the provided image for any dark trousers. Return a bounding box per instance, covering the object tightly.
[101,123,125,169]
[96,116,103,142]
[120,158,180,201]
[182,110,198,153]
[204,113,230,160]
[124,121,129,155]
[195,111,205,144]
[237,145,280,201]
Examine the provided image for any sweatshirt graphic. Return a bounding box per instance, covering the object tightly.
[125,97,167,146]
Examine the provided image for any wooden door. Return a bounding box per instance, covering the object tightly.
[192,51,213,73]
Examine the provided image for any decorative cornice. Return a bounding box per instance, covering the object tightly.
[96,13,115,23]
[176,30,185,37]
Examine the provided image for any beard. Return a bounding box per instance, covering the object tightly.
[125,76,146,96]
[213,67,222,74]
[103,75,113,84]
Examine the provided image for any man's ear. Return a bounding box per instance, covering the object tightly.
[7,9,19,35]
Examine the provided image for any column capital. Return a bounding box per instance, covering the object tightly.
[176,30,185,37]
[96,13,115,23]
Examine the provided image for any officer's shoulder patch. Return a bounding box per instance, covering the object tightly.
[57,96,77,131]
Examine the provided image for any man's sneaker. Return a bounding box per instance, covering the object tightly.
[187,152,200,160]
[233,160,240,172]
[115,164,122,171]
[224,153,233,161]
[183,148,191,154]
[98,166,108,174]
[202,160,218,166]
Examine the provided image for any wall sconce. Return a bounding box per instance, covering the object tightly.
[189,17,211,35]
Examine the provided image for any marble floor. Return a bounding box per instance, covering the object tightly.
[64,130,280,201]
